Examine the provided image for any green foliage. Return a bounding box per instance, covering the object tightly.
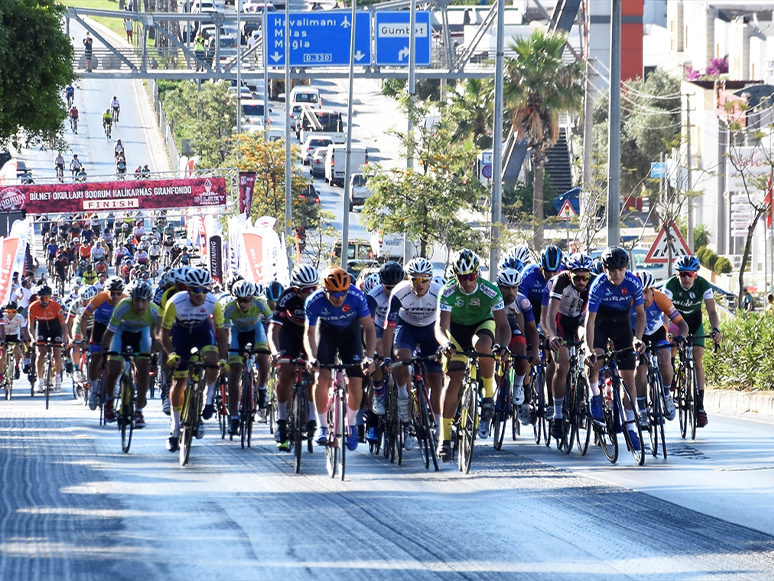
[160,80,237,167]
[694,223,711,249]
[696,246,719,271]
[380,78,441,101]
[0,0,76,147]
[714,256,733,274]
[705,314,774,390]
[447,78,494,150]
[503,167,558,219]
[361,97,487,257]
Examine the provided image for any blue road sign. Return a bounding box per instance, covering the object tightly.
[375,11,431,66]
[267,11,372,67]
[650,162,666,178]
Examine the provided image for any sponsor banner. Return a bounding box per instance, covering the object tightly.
[0,177,227,214]
[240,219,289,287]
[239,171,256,216]
[242,232,264,284]
[0,237,20,305]
[210,235,223,282]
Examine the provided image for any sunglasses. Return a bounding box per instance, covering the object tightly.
[572,273,591,282]
[679,271,696,278]
[5,310,17,315]
[237,297,252,304]
[326,290,347,298]
[299,286,317,293]
[189,287,209,294]
[457,273,478,282]
[411,277,430,284]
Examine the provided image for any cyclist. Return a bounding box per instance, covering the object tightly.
[68,285,97,381]
[221,280,273,438]
[116,155,127,178]
[70,154,82,178]
[381,257,443,443]
[269,264,319,450]
[83,277,128,418]
[27,285,69,393]
[633,270,688,423]
[114,139,125,160]
[304,266,376,452]
[102,108,113,136]
[101,282,161,429]
[663,255,722,428]
[434,250,510,461]
[69,105,79,134]
[65,84,75,108]
[584,247,646,446]
[91,240,107,263]
[111,96,121,123]
[520,245,563,322]
[545,253,593,440]
[0,301,30,381]
[496,266,539,425]
[54,153,65,180]
[148,240,161,275]
[161,268,228,453]
[46,238,59,273]
[264,280,284,312]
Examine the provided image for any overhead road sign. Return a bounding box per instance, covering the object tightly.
[267,12,372,67]
[644,222,691,263]
[375,11,431,67]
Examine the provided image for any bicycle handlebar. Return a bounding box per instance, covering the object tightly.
[390,354,441,368]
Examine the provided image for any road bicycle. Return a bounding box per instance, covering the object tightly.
[642,342,674,459]
[278,357,313,474]
[66,94,74,109]
[39,338,58,410]
[381,365,403,465]
[320,363,350,481]
[393,354,440,471]
[112,106,120,124]
[231,345,270,449]
[56,164,65,183]
[70,116,78,134]
[675,334,717,441]
[527,338,549,446]
[108,348,139,454]
[1,342,15,401]
[451,350,494,474]
[104,120,112,140]
[178,349,219,467]
[556,340,590,455]
[216,373,229,439]
[261,366,277,435]
[491,351,529,452]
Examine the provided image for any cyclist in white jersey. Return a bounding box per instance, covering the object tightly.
[0,302,29,379]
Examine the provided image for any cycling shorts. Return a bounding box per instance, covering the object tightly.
[228,324,268,364]
[316,320,363,379]
[375,324,384,340]
[4,334,20,344]
[171,320,217,377]
[507,317,527,351]
[593,308,635,370]
[36,321,63,346]
[556,313,581,342]
[89,322,108,353]
[108,328,152,361]
[393,321,442,374]
[277,323,304,360]
[445,319,496,372]
[684,312,706,348]
[642,325,669,349]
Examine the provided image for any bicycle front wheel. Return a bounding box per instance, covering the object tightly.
[417,385,438,471]
[459,382,477,474]
[119,377,134,454]
[325,400,338,478]
[44,358,52,410]
[180,386,198,467]
[690,366,699,441]
[492,376,509,451]
[561,380,576,455]
[678,365,689,439]
[599,406,619,464]
[240,371,252,449]
[339,390,347,481]
[292,387,304,474]
[619,380,645,466]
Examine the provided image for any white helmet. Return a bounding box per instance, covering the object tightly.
[362,272,381,294]
[509,244,532,265]
[232,280,256,299]
[291,264,319,287]
[184,268,212,289]
[635,270,656,290]
[406,257,433,278]
[79,285,98,301]
[497,268,522,288]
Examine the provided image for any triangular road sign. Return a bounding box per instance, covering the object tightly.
[557,199,577,220]
[644,222,692,263]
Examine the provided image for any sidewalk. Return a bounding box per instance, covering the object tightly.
[705,387,774,422]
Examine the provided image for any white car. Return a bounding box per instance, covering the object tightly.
[192,0,217,13]
[349,173,373,211]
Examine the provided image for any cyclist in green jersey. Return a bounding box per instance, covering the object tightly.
[101,282,162,428]
[663,255,722,428]
[435,249,510,462]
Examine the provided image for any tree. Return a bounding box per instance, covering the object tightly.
[0,0,76,147]
[361,96,487,259]
[447,78,494,149]
[504,30,584,248]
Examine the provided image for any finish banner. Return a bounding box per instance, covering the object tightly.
[0,177,227,214]
[238,171,256,216]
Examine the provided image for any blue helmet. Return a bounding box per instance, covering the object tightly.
[674,255,700,273]
[265,280,284,302]
[564,252,593,272]
[498,256,525,273]
[592,259,604,275]
[541,245,563,273]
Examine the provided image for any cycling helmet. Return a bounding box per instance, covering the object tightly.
[564,252,593,272]
[406,257,433,278]
[362,272,381,294]
[601,246,629,270]
[541,245,563,273]
[498,256,525,273]
[185,268,212,289]
[674,255,700,273]
[265,281,284,302]
[635,270,656,290]
[4,301,18,311]
[79,286,98,301]
[497,268,521,288]
[509,244,532,264]
[232,280,256,299]
[321,266,351,293]
[592,259,604,275]
[106,276,125,292]
[379,261,405,286]
[254,283,264,297]
[37,285,52,297]
[433,275,447,287]
[452,249,480,275]
[291,264,319,287]
[130,281,153,301]
[173,266,192,285]
[227,273,245,293]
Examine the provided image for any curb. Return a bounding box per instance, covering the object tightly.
[704,388,774,419]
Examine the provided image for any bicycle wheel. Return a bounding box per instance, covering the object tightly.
[339,389,347,481]
[561,380,575,455]
[532,368,547,446]
[678,364,689,439]
[385,384,398,464]
[119,376,134,454]
[619,380,645,466]
[418,385,439,472]
[240,370,252,449]
[690,366,699,441]
[148,372,156,400]
[179,386,198,467]
[292,387,305,474]
[647,371,660,458]
[461,381,477,474]
[575,376,591,456]
[492,376,509,451]
[44,356,52,410]
[325,398,338,478]
[267,368,277,435]
[217,379,228,439]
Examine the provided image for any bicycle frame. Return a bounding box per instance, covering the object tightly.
[278,357,311,474]
[320,363,349,481]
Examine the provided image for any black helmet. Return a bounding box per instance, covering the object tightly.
[541,245,563,273]
[379,261,405,286]
[4,301,18,311]
[37,285,52,297]
[601,247,629,270]
[265,280,284,302]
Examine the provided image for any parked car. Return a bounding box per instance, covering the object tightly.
[349,173,373,211]
[301,136,333,165]
[298,184,320,205]
[310,148,326,178]
[192,0,217,13]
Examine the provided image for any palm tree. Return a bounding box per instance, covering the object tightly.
[449,78,494,149]
[504,30,583,247]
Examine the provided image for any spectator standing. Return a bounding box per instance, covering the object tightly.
[83,32,93,72]
[124,8,134,43]
[766,294,774,316]
[743,288,755,313]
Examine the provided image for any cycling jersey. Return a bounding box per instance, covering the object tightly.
[85,291,126,326]
[149,245,161,258]
[91,246,106,261]
[162,291,225,331]
[1,313,27,336]
[386,280,441,328]
[111,99,120,109]
[366,285,391,328]
[135,251,148,264]
[273,287,306,327]
[587,272,643,313]
[223,297,272,331]
[663,276,713,318]
[631,289,683,337]
[504,292,535,325]
[549,272,589,318]
[438,278,505,326]
[519,264,549,316]
[28,300,66,323]
[81,270,99,285]
[108,298,161,333]
[160,286,178,309]
[102,112,112,124]
[152,285,168,307]
[305,287,370,329]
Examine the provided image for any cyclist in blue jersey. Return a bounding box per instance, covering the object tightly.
[518,245,563,323]
[584,247,646,447]
[304,266,377,452]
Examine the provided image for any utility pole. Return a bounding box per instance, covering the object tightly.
[686,93,694,250]
[283,0,292,253]
[341,0,358,270]
[236,0,242,135]
[488,0,505,281]
[607,0,621,247]
[403,0,417,264]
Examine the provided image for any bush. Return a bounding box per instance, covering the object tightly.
[714,256,733,274]
[696,246,711,265]
[705,314,774,390]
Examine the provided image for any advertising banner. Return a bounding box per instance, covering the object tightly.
[242,232,264,284]
[0,177,227,215]
[239,171,256,216]
[0,237,20,305]
[209,235,223,282]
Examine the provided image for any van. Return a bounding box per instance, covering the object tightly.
[349,173,374,210]
[296,107,343,142]
[324,146,368,187]
[289,86,322,110]
[369,230,417,262]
